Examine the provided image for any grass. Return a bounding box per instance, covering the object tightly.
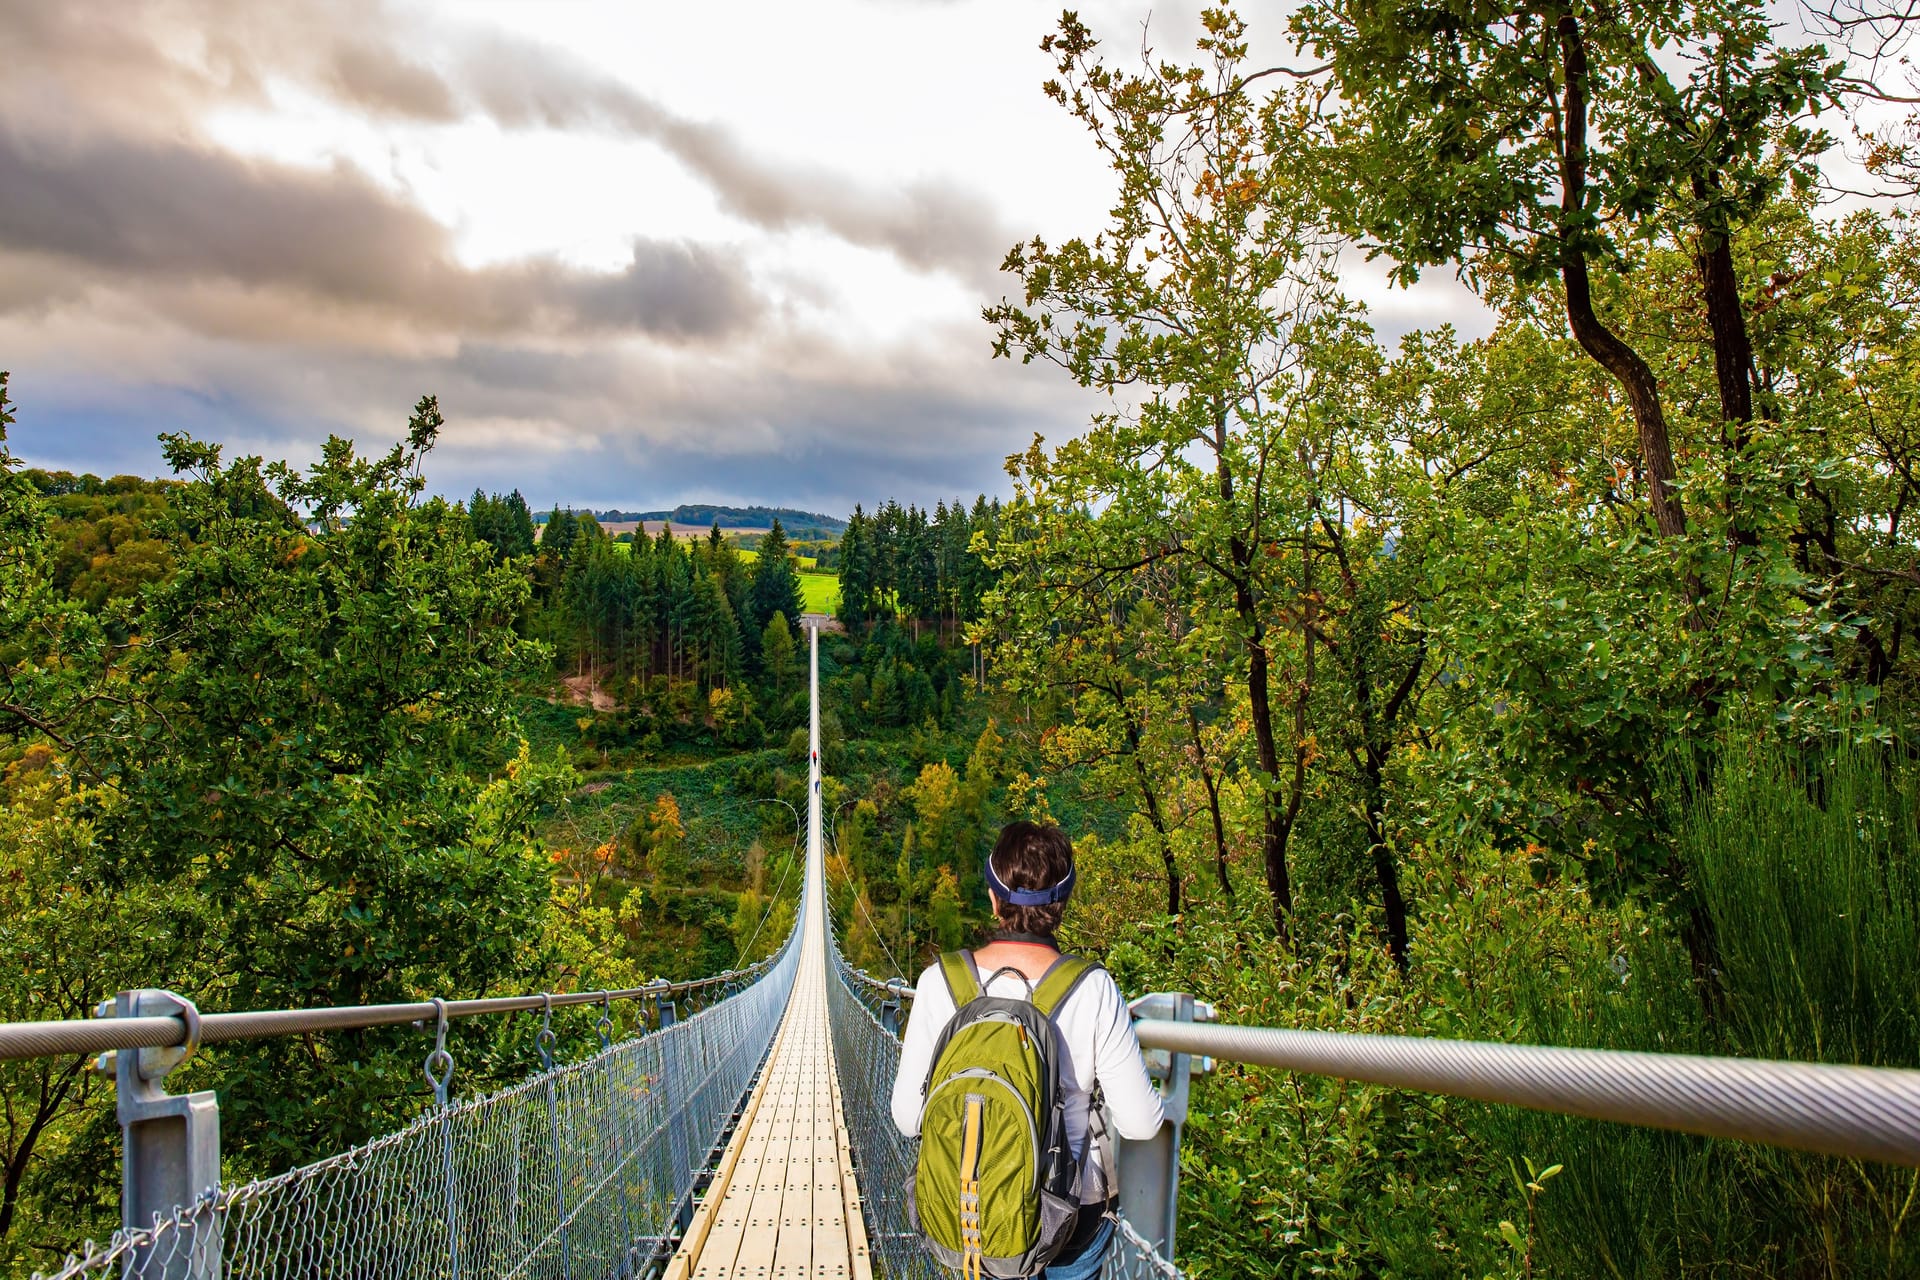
[1484,736,1920,1277]
[734,548,819,570]
[799,571,839,615]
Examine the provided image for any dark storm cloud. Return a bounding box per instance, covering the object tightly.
[8,328,1078,514]
[0,129,755,340]
[0,0,1081,508]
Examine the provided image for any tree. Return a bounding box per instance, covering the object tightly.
[1,393,574,1263]
[762,611,799,697]
[501,490,537,558]
[839,506,874,626]
[1296,0,1835,541]
[987,11,1363,939]
[749,518,805,637]
[928,865,967,951]
[643,792,688,884]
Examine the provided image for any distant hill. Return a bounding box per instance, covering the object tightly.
[537,505,846,535]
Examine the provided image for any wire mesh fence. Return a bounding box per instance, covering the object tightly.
[824,945,936,1280]
[35,925,802,1280]
[1104,1215,1184,1280]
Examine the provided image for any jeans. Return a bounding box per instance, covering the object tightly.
[1044,1212,1115,1280]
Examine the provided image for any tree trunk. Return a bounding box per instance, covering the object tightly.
[1558,15,1686,540]
[1692,207,1760,548]
[1189,708,1233,900]
[1215,400,1295,937]
[1360,747,1410,971]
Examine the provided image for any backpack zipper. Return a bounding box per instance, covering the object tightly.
[926,1068,1042,1193]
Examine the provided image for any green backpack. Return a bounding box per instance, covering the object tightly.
[906,951,1100,1279]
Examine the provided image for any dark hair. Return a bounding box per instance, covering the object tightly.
[988,820,1075,938]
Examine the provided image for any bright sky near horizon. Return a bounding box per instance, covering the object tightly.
[6,0,1842,515]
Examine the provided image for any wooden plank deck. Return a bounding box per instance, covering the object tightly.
[665,623,872,1280]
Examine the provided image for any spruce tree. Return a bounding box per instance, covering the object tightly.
[749,518,805,634]
[839,506,873,626]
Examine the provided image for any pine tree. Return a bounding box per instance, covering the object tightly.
[749,518,805,635]
[839,506,873,627]
[503,491,537,557]
[542,507,578,561]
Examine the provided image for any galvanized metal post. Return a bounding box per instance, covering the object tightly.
[880,978,905,1035]
[102,989,221,1280]
[1114,992,1213,1263]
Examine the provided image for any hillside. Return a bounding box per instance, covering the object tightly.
[537,504,846,535]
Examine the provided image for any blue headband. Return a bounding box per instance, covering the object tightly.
[984,853,1076,906]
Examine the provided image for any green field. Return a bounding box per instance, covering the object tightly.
[609,542,815,569]
[734,548,818,570]
[800,571,839,615]
[601,541,835,614]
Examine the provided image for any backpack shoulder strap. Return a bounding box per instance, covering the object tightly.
[1030,954,1101,1019]
[938,950,982,1006]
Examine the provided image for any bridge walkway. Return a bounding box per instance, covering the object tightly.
[665,622,873,1280]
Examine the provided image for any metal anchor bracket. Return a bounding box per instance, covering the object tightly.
[1113,990,1201,1264]
[98,989,222,1280]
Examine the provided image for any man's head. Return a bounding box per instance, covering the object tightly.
[985,820,1075,937]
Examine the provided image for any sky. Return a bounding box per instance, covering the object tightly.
[0,0,1857,515]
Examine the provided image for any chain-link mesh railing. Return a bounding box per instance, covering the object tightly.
[1105,1215,1183,1280]
[824,944,937,1280]
[36,925,802,1280]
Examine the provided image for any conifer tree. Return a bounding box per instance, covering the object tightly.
[748,518,805,635]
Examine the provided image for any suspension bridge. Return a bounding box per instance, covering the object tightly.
[5,620,1920,1280]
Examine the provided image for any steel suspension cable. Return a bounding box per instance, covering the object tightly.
[735,814,804,966]
[824,808,909,984]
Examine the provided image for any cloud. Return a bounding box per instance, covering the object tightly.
[0,0,1015,283]
[337,25,1017,280]
[0,0,1490,517]
[0,127,757,341]
[2,302,1092,514]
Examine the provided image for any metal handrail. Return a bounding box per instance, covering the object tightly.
[1132,1018,1920,1168]
[0,958,780,1063]
[844,960,1920,1168]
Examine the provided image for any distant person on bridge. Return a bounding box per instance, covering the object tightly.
[891,820,1164,1279]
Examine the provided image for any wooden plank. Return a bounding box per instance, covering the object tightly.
[826,1030,874,1280]
[667,994,797,1280]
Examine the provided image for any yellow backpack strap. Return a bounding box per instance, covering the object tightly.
[958,1094,985,1280]
[939,950,982,1006]
[1030,954,1099,1019]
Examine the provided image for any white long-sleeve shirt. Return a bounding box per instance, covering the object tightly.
[889,954,1165,1204]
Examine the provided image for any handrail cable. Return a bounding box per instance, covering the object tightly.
[836,958,1920,1169]
[0,957,781,1063]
